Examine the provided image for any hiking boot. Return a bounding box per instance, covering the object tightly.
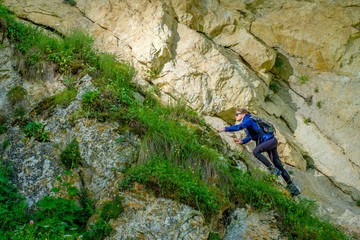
[288,183,301,197]
[268,165,282,177]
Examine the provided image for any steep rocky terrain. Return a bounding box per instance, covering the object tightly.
[1,0,360,239]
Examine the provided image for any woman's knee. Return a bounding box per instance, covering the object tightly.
[253,149,261,158]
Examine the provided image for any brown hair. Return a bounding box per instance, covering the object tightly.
[236,108,251,115]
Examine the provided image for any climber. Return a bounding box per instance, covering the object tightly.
[216,108,301,197]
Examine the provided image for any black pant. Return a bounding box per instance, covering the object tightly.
[252,137,292,184]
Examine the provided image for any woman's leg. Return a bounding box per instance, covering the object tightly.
[252,138,277,168]
[269,148,292,184]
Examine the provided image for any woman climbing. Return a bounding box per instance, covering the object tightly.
[216,108,301,197]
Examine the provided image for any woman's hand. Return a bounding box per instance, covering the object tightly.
[216,128,225,133]
[233,138,242,145]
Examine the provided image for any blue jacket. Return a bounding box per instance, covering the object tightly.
[224,114,274,144]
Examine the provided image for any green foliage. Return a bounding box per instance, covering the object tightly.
[298,75,309,83]
[0,125,7,134]
[60,139,81,169]
[23,121,49,142]
[100,195,124,220]
[0,161,29,237]
[82,90,100,106]
[120,159,225,220]
[146,67,160,80]
[356,200,360,207]
[314,87,319,93]
[33,196,87,237]
[6,85,27,104]
[269,82,279,93]
[208,232,222,240]
[85,218,112,240]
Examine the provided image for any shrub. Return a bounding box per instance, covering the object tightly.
[60,139,81,169]
[6,85,27,104]
[23,121,49,142]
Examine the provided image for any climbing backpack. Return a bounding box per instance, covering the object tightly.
[249,115,275,134]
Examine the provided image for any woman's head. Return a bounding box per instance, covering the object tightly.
[235,108,250,121]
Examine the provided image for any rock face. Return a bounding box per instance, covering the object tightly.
[2,0,360,235]
[107,182,210,240]
[223,208,286,240]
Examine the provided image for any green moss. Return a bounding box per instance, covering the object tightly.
[6,85,27,104]
[34,87,77,118]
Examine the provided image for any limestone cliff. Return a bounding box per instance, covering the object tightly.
[2,0,360,238]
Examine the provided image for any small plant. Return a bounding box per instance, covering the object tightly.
[356,200,360,207]
[13,106,26,117]
[82,90,100,106]
[303,117,311,125]
[209,232,222,240]
[269,82,279,93]
[63,0,77,6]
[298,75,309,83]
[6,85,27,104]
[0,125,7,134]
[100,195,124,220]
[304,155,315,170]
[316,101,322,109]
[288,170,294,175]
[23,121,49,142]
[146,68,160,80]
[274,57,283,68]
[2,140,10,150]
[314,88,319,93]
[60,139,82,169]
